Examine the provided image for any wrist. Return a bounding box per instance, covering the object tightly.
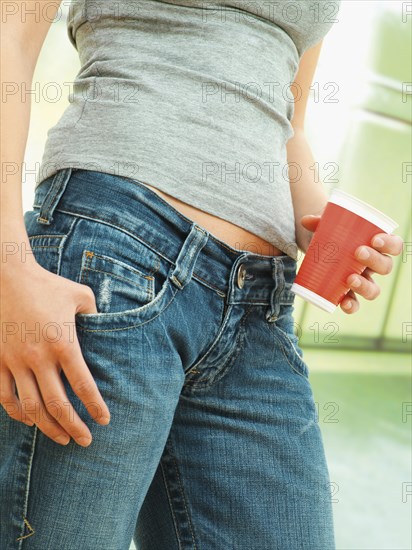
[1,242,38,276]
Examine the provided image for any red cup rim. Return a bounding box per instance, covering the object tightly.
[291,283,337,313]
[329,188,398,233]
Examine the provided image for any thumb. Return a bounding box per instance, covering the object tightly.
[75,284,99,314]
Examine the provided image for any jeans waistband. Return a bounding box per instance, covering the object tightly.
[32,168,298,316]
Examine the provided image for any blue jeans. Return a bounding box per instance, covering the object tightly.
[0,168,335,549]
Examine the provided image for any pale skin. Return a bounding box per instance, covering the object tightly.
[0,2,404,447]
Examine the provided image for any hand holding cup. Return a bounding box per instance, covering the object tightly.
[293,189,403,313]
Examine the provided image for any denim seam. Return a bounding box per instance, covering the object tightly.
[185,305,253,387]
[160,441,198,549]
[170,450,197,550]
[185,318,246,387]
[159,460,184,550]
[264,321,309,378]
[120,176,245,257]
[75,283,179,332]
[81,249,158,281]
[276,325,309,378]
[32,205,173,263]
[171,225,208,289]
[32,206,227,297]
[27,245,61,249]
[38,171,65,223]
[28,234,67,239]
[79,249,94,287]
[15,427,38,546]
[184,303,234,375]
[56,215,80,276]
[81,265,152,292]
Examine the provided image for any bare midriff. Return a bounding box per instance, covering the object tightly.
[141,181,285,257]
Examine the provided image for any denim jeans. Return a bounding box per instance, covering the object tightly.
[0,168,335,549]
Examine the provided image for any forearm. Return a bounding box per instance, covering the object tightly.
[1,37,38,271]
[286,128,329,254]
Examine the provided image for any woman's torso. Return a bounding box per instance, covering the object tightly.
[36,0,341,260]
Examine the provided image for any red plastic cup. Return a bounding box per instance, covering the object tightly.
[291,188,399,313]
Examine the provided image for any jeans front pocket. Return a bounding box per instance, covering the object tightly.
[79,250,156,315]
[60,216,179,331]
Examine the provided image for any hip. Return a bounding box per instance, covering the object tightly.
[141,181,286,256]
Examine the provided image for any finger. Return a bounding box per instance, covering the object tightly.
[35,363,93,447]
[0,367,33,426]
[355,246,393,276]
[360,267,376,279]
[371,233,404,256]
[340,290,360,314]
[13,369,71,446]
[300,215,321,232]
[347,270,381,301]
[59,340,111,426]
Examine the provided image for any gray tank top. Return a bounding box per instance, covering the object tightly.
[36,0,341,260]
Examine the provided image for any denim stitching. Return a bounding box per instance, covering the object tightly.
[82,249,157,281]
[28,234,66,239]
[171,446,198,549]
[75,283,179,332]
[172,225,207,288]
[38,169,69,223]
[81,266,152,291]
[276,325,309,377]
[56,215,79,276]
[160,440,198,549]
[185,305,253,387]
[32,206,228,296]
[15,427,38,545]
[27,245,61,249]
[184,325,245,387]
[184,303,234,375]
[159,460,184,550]
[119,177,246,256]
[264,321,309,378]
[122,176,293,260]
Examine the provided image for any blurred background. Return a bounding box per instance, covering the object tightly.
[23,1,411,548]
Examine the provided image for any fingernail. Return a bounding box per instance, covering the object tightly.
[357,247,370,260]
[350,276,361,288]
[99,416,111,425]
[344,300,352,309]
[373,237,384,248]
[55,434,70,445]
[77,436,92,447]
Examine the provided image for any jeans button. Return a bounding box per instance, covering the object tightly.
[237,264,247,289]
[266,311,278,322]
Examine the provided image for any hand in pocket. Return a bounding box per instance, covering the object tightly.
[0,260,110,447]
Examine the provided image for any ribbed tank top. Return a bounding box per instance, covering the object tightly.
[36,0,341,260]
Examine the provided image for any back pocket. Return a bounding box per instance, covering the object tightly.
[79,250,156,315]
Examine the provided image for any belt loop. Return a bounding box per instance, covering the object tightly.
[36,168,72,225]
[266,257,285,322]
[170,223,209,290]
